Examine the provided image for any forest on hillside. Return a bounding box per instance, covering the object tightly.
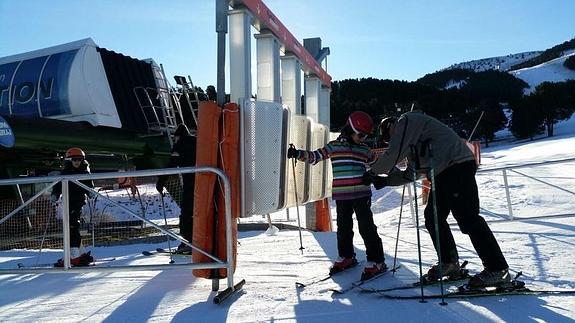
[329,72,575,146]
[509,38,575,71]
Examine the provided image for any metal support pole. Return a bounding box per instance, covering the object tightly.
[216,0,228,107]
[62,180,71,269]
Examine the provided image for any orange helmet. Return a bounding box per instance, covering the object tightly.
[65,147,85,159]
[347,111,374,134]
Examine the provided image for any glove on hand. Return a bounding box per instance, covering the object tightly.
[362,172,387,190]
[287,147,299,159]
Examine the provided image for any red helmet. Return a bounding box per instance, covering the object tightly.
[65,147,85,159]
[347,111,373,134]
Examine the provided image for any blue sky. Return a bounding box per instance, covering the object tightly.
[1,0,574,91]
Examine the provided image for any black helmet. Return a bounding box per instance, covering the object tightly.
[174,124,190,137]
[378,117,397,144]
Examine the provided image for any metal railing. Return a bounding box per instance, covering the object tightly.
[476,157,575,221]
[406,157,575,225]
[0,166,237,294]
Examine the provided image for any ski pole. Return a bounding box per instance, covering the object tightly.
[427,142,447,305]
[467,111,485,142]
[392,185,406,275]
[409,145,426,303]
[289,144,305,254]
[159,191,175,264]
[36,200,53,267]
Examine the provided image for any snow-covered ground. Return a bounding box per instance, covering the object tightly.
[1,119,574,322]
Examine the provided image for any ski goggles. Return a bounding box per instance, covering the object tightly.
[354,131,369,139]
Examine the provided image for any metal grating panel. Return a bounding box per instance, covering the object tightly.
[242,100,289,216]
[285,115,311,208]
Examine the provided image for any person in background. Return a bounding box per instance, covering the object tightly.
[156,124,196,254]
[51,147,95,267]
[287,111,387,280]
[368,110,510,288]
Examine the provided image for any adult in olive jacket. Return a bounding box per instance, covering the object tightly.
[370,110,510,288]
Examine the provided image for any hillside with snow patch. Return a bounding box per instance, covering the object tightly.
[439,40,575,91]
[510,50,575,93]
[445,51,541,72]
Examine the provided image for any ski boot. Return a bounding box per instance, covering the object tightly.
[361,262,387,281]
[329,257,358,275]
[467,268,511,289]
[422,261,467,284]
[54,251,94,267]
[175,243,192,255]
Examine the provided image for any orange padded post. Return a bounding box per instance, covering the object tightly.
[315,198,332,232]
[192,101,222,278]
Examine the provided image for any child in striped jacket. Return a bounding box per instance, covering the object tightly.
[288,111,387,280]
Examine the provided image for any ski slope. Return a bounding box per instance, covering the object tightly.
[1,119,574,322]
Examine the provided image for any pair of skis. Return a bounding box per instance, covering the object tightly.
[359,260,471,294]
[330,265,401,294]
[17,256,117,269]
[323,260,467,295]
[295,261,400,295]
[295,260,365,289]
[142,248,191,257]
[361,271,575,300]
[378,281,575,300]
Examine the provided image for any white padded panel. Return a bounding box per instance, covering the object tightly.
[242,100,289,216]
[285,115,311,208]
[325,135,333,198]
[307,123,328,202]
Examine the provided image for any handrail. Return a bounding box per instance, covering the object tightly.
[477,157,575,173]
[0,166,237,296]
[407,157,575,225]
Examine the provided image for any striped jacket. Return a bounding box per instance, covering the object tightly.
[296,135,374,200]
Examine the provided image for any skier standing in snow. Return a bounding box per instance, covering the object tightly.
[288,111,387,280]
[51,147,95,267]
[369,110,510,288]
[156,123,196,254]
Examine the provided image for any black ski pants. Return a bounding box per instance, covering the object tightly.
[336,196,385,263]
[69,207,82,248]
[179,180,194,242]
[424,160,508,271]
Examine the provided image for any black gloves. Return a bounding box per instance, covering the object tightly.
[362,172,387,190]
[287,146,299,159]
